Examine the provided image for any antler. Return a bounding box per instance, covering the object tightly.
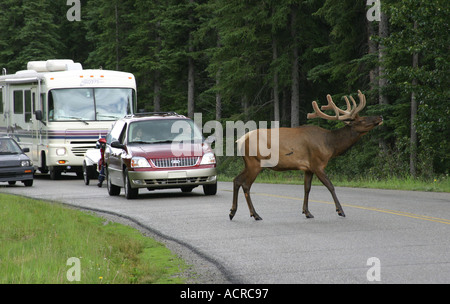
[307,90,366,121]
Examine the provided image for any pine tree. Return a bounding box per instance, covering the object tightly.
[0,0,63,72]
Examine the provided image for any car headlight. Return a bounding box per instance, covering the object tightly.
[21,160,31,167]
[200,152,216,165]
[130,157,151,168]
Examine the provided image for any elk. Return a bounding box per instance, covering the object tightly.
[230,90,383,220]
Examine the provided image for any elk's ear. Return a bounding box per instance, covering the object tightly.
[344,114,360,125]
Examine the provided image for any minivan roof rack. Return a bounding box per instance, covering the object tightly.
[126,111,183,118]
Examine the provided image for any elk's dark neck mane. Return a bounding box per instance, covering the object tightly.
[327,125,363,157]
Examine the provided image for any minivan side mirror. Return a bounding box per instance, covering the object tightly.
[111,141,126,150]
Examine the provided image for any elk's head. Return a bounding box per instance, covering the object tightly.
[307,90,383,135]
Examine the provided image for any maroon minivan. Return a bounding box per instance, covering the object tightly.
[105,112,217,199]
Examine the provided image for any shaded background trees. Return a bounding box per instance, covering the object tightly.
[0,0,448,179]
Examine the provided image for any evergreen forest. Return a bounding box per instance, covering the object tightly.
[0,0,448,181]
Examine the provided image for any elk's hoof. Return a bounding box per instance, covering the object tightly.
[229,210,236,220]
[338,211,346,217]
[252,214,263,221]
[303,210,314,218]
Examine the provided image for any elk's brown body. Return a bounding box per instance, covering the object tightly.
[230,90,383,220]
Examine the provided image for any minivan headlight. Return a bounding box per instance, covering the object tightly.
[200,152,216,165]
[130,157,151,168]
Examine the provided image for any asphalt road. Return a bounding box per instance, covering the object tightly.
[2,174,450,284]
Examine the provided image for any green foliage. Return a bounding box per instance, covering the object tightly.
[0,0,447,178]
[0,194,187,283]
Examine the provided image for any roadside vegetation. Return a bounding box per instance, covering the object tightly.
[0,194,188,284]
[217,156,450,193]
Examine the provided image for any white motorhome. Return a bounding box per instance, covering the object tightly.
[0,59,137,179]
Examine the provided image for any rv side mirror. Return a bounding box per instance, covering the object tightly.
[35,110,43,121]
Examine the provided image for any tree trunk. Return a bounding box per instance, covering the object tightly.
[154,71,161,112]
[410,21,419,178]
[114,3,119,70]
[187,0,195,118]
[377,11,389,152]
[378,11,389,105]
[215,38,222,120]
[290,5,300,127]
[154,21,161,112]
[367,19,377,93]
[188,54,195,118]
[215,71,222,120]
[272,35,280,122]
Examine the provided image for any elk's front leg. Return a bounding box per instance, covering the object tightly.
[302,171,314,218]
[230,175,242,220]
[315,169,345,217]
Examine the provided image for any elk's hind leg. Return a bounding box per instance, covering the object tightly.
[230,159,263,220]
[242,164,263,220]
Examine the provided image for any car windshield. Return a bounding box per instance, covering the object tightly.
[128,119,203,144]
[0,138,23,154]
[48,88,135,122]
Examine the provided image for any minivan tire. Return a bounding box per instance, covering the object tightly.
[124,168,138,199]
[107,168,120,196]
[203,182,217,196]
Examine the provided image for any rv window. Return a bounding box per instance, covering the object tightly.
[48,88,135,122]
[49,88,95,121]
[94,88,134,120]
[14,91,23,114]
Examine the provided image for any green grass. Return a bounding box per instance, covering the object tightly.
[219,170,450,193]
[0,194,188,284]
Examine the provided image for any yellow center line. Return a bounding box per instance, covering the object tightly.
[225,190,450,225]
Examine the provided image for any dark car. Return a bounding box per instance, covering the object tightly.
[0,137,34,187]
[104,112,217,199]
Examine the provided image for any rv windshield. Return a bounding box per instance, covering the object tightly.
[48,88,135,122]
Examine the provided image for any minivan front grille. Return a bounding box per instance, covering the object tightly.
[150,157,199,168]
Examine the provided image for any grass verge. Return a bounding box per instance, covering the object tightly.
[0,193,188,284]
[218,170,450,192]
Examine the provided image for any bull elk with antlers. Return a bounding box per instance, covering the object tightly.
[230,90,383,220]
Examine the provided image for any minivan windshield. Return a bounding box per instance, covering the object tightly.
[128,119,203,144]
[48,88,135,122]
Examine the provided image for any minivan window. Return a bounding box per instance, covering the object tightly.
[107,120,126,144]
[128,119,203,144]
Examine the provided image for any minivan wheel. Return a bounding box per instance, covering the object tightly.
[83,161,90,185]
[124,168,138,199]
[107,168,120,196]
[203,182,217,196]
